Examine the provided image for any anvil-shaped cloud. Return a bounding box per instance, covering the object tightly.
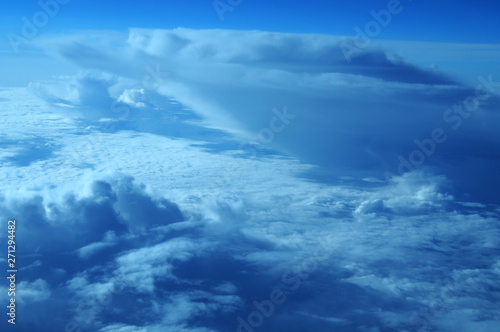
[32,28,500,203]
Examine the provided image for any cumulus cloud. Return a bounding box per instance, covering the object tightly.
[1,164,499,331]
[354,171,454,219]
[117,88,147,108]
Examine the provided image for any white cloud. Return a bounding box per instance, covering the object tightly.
[117,88,147,108]
[17,279,51,303]
[76,231,117,259]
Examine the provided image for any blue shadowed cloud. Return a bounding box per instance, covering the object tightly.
[33,28,500,202]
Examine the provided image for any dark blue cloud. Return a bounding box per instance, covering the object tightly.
[1,169,500,331]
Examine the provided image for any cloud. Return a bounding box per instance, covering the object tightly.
[353,171,454,219]
[17,279,51,304]
[117,88,147,108]
[1,165,499,331]
[1,28,500,331]
[32,28,500,203]
[114,237,203,293]
[124,28,457,85]
[76,231,117,259]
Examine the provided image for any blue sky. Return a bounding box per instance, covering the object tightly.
[2,0,500,42]
[1,1,500,332]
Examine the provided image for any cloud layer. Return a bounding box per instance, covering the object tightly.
[1,28,500,331]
